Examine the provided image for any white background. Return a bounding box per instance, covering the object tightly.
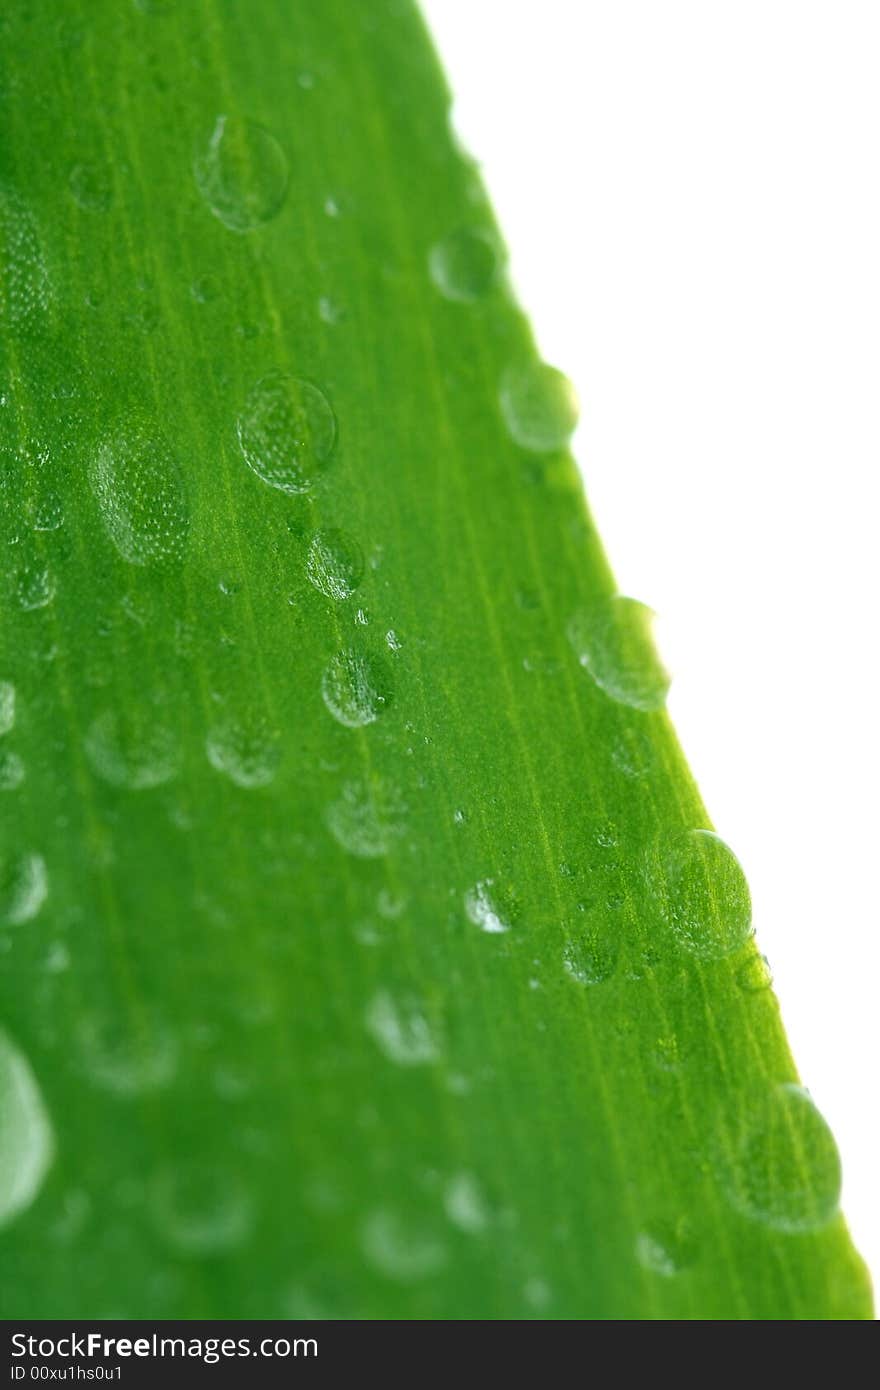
[422,0,879,1294]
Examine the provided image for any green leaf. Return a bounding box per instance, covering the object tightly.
[0,0,871,1320]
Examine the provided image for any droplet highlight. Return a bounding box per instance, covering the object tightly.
[0,1030,54,1230]
[722,1084,841,1233]
[325,779,404,858]
[365,990,439,1067]
[150,1163,254,1256]
[206,715,280,789]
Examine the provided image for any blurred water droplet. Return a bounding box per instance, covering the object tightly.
[737,952,773,993]
[365,990,439,1066]
[499,361,578,453]
[321,647,393,728]
[568,597,669,711]
[237,371,336,494]
[0,750,25,790]
[647,829,752,961]
[15,560,56,611]
[68,162,113,213]
[563,920,618,985]
[464,879,514,934]
[0,183,52,326]
[85,709,181,790]
[429,227,499,302]
[77,1011,177,1097]
[0,681,15,736]
[0,851,48,926]
[306,527,363,601]
[325,779,404,858]
[193,115,288,233]
[635,1218,697,1277]
[151,1163,254,1255]
[361,1209,447,1281]
[206,715,280,789]
[722,1084,841,1233]
[33,492,64,532]
[88,419,190,566]
[0,1030,54,1230]
[444,1172,489,1233]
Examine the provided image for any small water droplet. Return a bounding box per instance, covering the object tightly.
[385,629,401,652]
[722,1084,841,1233]
[464,879,514,934]
[563,920,618,985]
[88,419,190,566]
[305,527,363,601]
[150,1163,254,1255]
[568,597,669,711]
[365,990,440,1066]
[429,227,500,302]
[323,195,340,218]
[318,295,345,325]
[444,1172,489,1233]
[321,646,393,728]
[635,1218,697,1277]
[0,681,15,736]
[68,162,113,213]
[0,750,25,790]
[0,851,48,926]
[499,361,578,453]
[77,1011,177,1097]
[206,714,280,789]
[0,1030,54,1230]
[361,1209,447,1282]
[325,779,404,858]
[737,952,773,993]
[237,370,336,494]
[15,560,56,611]
[33,492,64,532]
[84,709,181,790]
[647,829,752,961]
[193,115,288,233]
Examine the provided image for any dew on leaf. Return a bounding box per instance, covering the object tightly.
[0,183,52,326]
[84,709,181,791]
[429,227,499,302]
[0,750,25,790]
[321,647,393,728]
[365,990,439,1066]
[237,371,336,494]
[499,361,578,453]
[68,162,113,213]
[722,1084,841,1233]
[0,681,14,736]
[647,828,752,961]
[464,879,514,934]
[150,1163,254,1256]
[563,920,618,985]
[76,1011,177,1097]
[193,115,288,233]
[88,419,190,567]
[325,779,404,858]
[0,851,48,926]
[0,1030,54,1230]
[306,527,363,601]
[568,597,669,711]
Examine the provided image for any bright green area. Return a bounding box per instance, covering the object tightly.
[0,0,871,1318]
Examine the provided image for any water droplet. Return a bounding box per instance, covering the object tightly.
[206,715,280,789]
[523,1277,552,1310]
[385,629,401,652]
[429,227,499,302]
[325,779,404,858]
[15,560,56,611]
[193,115,288,233]
[150,1163,253,1255]
[84,709,181,790]
[361,1209,447,1282]
[499,361,578,453]
[722,1084,841,1233]
[737,952,773,993]
[33,492,64,532]
[0,183,52,326]
[444,1172,489,1233]
[647,829,752,961]
[323,195,340,218]
[77,1011,177,1097]
[321,646,393,728]
[635,1218,697,1277]
[0,750,25,790]
[365,990,439,1066]
[68,162,113,213]
[0,681,15,736]
[88,419,190,566]
[305,527,363,601]
[0,851,48,926]
[0,1030,54,1230]
[464,879,514,934]
[318,295,345,325]
[563,920,618,985]
[237,371,336,494]
[568,597,669,711]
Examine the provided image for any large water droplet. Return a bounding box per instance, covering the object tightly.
[0,1030,54,1230]
[429,228,499,302]
[88,419,190,566]
[0,681,15,737]
[150,1163,253,1255]
[306,527,364,601]
[0,183,52,326]
[206,715,280,789]
[0,851,48,926]
[499,361,578,453]
[85,709,181,790]
[237,371,336,494]
[568,597,669,711]
[365,990,439,1066]
[193,116,288,233]
[722,1084,841,1233]
[325,779,404,858]
[647,829,752,961]
[361,1209,447,1282]
[77,1011,177,1097]
[321,646,393,728]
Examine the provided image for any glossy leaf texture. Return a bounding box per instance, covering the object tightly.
[0,0,871,1318]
